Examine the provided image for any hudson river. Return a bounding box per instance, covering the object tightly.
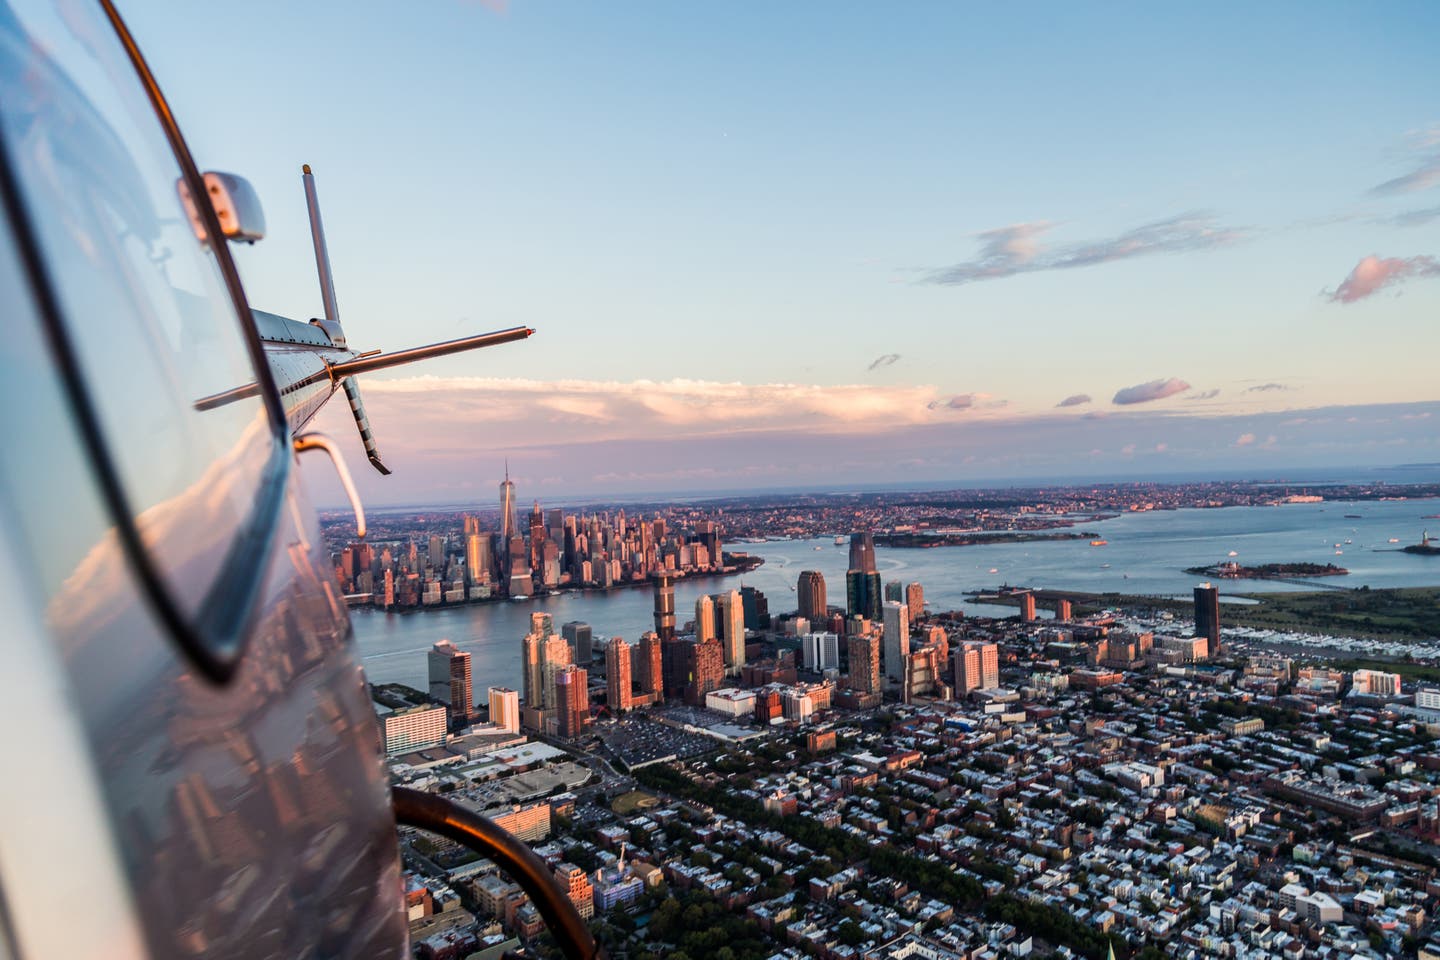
[353,498,1440,692]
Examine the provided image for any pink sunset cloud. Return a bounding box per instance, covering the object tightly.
[1327,254,1440,303]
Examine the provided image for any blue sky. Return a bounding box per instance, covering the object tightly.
[124,2,1440,501]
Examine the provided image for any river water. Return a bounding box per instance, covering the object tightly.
[353,497,1440,692]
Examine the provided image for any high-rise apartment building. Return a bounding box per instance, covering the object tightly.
[1018,591,1036,622]
[885,580,903,603]
[882,600,910,682]
[1194,582,1221,655]
[488,686,520,733]
[428,639,473,724]
[555,666,589,738]
[905,582,924,622]
[802,632,841,672]
[606,638,633,714]
[797,570,827,622]
[637,631,663,702]
[684,636,725,707]
[562,621,593,665]
[847,633,881,695]
[954,641,999,695]
[718,589,745,675]
[694,595,716,643]
[541,635,573,712]
[522,632,544,708]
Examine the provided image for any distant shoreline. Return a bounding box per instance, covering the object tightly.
[351,554,765,613]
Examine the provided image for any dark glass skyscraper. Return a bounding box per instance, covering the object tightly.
[1194,582,1221,655]
[846,569,883,622]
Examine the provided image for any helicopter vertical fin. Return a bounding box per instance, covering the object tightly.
[341,376,390,475]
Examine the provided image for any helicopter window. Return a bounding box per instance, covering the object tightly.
[0,0,281,673]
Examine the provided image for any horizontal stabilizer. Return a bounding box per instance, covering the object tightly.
[324,326,534,379]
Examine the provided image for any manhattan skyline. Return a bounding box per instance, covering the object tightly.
[121,3,1440,502]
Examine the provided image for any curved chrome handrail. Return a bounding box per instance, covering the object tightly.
[392,787,604,960]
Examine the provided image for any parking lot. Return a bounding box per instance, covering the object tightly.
[593,715,719,770]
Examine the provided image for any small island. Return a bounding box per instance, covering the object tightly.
[1184,561,1348,579]
[1402,532,1438,555]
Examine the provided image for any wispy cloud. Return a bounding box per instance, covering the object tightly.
[920,213,1244,287]
[1234,432,1256,447]
[1186,389,1221,401]
[1113,377,1191,405]
[1056,393,1091,408]
[1389,206,1440,227]
[1370,125,1440,195]
[868,353,900,371]
[1326,254,1440,303]
[1246,383,1289,393]
[926,393,1006,412]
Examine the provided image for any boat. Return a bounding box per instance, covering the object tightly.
[988,568,999,574]
[1389,538,1401,543]
[813,546,823,550]
[833,536,846,545]
[1344,514,1362,519]
[1227,550,1238,557]
[1100,563,1111,569]
[510,594,530,601]
[1334,550,1343,555]
[1090,539,1108,546]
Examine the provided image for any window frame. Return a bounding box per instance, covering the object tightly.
[0,0,292,683]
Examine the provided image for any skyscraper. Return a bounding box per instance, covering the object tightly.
[847,633,881,695]
[541,635,573,712]
[555,665,588,738]
[882,600,910,682]
[499,465,516,546]
[488,686,519,733]
[653,575,676,640]
[802,632,841,672]
[797,570,827,622]
[848,531,877,574]
[905,582,924,622]
[1018,591,1036,622]
[694,594,716,643]
[428,639,473,724]
[606,638,633,715]
[718,589,745,676]
[846,569,883,621]
[684,637,725,706]
[522,632,544,708]
[740,586,769,631]
[637,631,663,703]
[563,621,593,665]
[465,529,493,586]
[884,580,903,603]
[954,641,999,695]
[1194,582,1221,655]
